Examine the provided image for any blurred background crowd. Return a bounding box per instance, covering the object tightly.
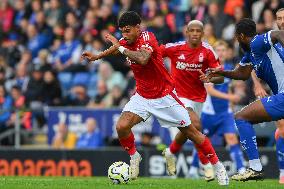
[0,0,282,148]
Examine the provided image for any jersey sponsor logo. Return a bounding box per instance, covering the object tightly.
[176,61,202,71]
[267,97,272,102]
[178,54,185,60]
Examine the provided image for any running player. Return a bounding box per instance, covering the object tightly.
[81,11,229,185]
[207,18,284,181]
[250,8,284,184]
[159,20,224,181]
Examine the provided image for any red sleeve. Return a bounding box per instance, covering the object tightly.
[140,32,155,52]
[207,48,221,68]
[119,38,127,46]
[160,43,175,58]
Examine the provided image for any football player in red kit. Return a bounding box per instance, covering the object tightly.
[81,11,229,185]
[160,20,224,181]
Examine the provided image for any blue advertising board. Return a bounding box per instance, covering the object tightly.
[47,108,174,145]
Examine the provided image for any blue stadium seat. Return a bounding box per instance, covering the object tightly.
[72,72,90,86]
[58,72,73,91]
[87,88,97,98]
[88,73,98,87]
[87,73,98,98]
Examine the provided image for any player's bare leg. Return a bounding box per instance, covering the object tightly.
[163,109,214,181]
[232,99,272,181]
[163,109,199,176]
[116,112,143,180]
[188,110,214,181]
[178,125,229,185]
[275,120,284,184]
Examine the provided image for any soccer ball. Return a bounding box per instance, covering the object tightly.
[108,161,130,184]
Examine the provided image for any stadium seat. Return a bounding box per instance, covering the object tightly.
[58,72,73,91]
[88,73,98,87]
[72,72,90,86]
[87,88,97,98]
[87,74,98,98]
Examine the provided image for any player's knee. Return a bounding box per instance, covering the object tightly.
[188,110,201,131]
[116,121,130,134]
[175,131,188,144]
[180,126,204,144]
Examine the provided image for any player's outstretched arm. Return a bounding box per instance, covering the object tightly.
[123,48,152,65]
[271,30,284,46]
[208,76,224,84]
[199,70,224,84]
[81,45,119,62]
[207,64,253,81]
[105,34,152,65]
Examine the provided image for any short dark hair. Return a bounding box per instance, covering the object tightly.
[236,18,256,37]
[118,11,141,28]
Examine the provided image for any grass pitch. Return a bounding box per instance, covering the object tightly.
[0,177,281,189]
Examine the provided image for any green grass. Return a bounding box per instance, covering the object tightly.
[0,177,281,189]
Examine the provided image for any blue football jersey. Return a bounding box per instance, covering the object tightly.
[239,31,284,95]
[202,62,234,115]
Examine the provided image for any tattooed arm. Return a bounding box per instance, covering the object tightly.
[81,45,119,62]
[105,34,152,65]
[123,48,152,65]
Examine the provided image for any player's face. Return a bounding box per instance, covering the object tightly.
[186,25,203,46]
[236,34,250,52]
[276,10,284,30]
[215,45,227,63]
[120,25,140,44]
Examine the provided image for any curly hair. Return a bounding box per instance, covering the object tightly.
[236,18,257,37]
[118,11,141,28]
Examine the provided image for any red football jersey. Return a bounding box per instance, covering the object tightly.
[119,31,174,99]
[160,41,220,102]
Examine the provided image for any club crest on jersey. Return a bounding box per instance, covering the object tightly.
[178,54,185,60]
[199,53,204,62]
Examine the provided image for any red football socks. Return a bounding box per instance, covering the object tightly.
[169,140,182,154]
[196,149,210,165]
[119,132,137,155]
[195,137,219,165]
